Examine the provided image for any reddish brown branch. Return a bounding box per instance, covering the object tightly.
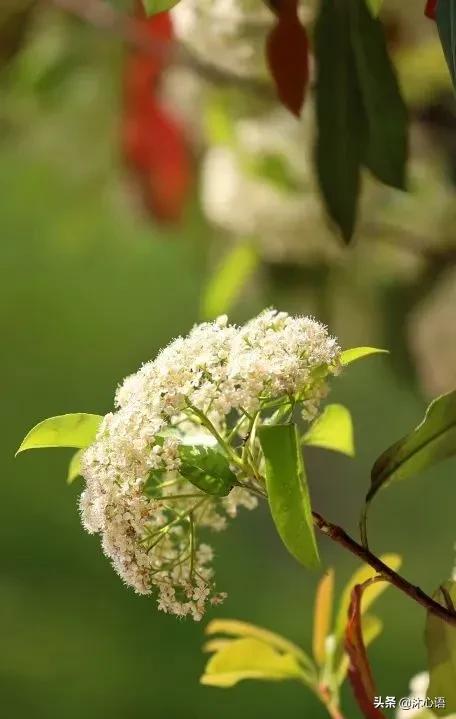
[313,511,456,627]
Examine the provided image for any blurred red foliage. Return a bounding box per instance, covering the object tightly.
[122,8,191,223]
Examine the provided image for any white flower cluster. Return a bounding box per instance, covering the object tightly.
[80,310,340,619]
[171,0,272,80]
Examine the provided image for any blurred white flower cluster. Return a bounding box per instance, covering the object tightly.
[79,310,340,619]
[171,0,272,79]
[168,0,456,272]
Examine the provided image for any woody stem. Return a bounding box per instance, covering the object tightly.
[312,511,456,627]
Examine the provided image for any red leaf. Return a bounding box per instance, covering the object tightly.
[122,6,191,222]
[344,581,387,719]
[425,0,437,20]
[266,0,309,117]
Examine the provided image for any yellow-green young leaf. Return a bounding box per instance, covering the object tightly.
[365,0,383,16]
[426,581,456,715]
[335,554,401,637]
[200,638,305,687]
[340,347,388,366]
[336,614,383,685]
[67,449,84,484]
[203,94,236,146]
[205,619,312,668]
[16,413,103,455]
[303,404,354,457]
[313,569,335,665]
[369,390,456,503]
[259,423,320,570]
[203,639,231,653]
[202,244,258,320]
[142,0,181,15]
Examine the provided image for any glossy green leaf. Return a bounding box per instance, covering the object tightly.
[426,581,456,715]
[202,243,258,320]
[16,413,103,455]
[303,404,354,457]
[340,347,388,366]
[369,390,456,503]
[67,449,84,484]
[200,637,305,687]
[335,554,401,637]
[178,444,235,497]
[259,423,319,569]
[314,0,365,242]
[205,619,313,669]
[142,0,181,16]
[436,0,456,89]
[349,0,407,189]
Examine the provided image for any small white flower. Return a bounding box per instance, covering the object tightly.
[80,310,340,619]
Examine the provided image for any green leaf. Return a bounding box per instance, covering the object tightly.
[436,0,456,90]
[200,637,306,687]
[426,581,456,715]
[364,0,383,16]
[259,423,319,569]
[142,0,181,16]
[16,413,103,455]
[205,619,313,669]
[67,449,84,484]
[340,347,388,366]
[202,243,258,320]
[349,0,408,189]
[314,0,365,242]
[178,444,236,497]
[303,404,354,457]
[335,553,401,637]
[369,390,456,503]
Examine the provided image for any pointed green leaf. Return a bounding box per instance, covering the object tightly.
[369,390,456,503]
[200,637,305,687]
[303,404,354,457]
[426,581,456,715]
[340,347,388,366]
[259,423,319,569]
[16,413,103,455]
[67,449,84,484]
[436,0,456,89]
[202,243,258,320]
[314,0,365,242]
[142,0,181,16]
[349,0,408,189]
[178,444,235,497]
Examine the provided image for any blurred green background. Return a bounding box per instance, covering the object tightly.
[2,4,456,718]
